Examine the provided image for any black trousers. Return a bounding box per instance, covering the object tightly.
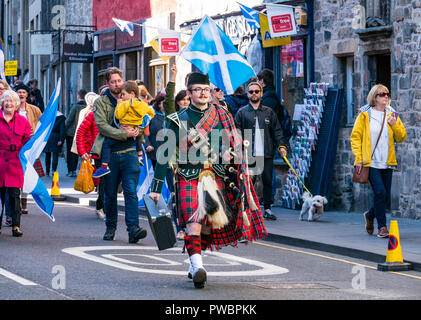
[66,136,79,172]
[1,187,21,228]
[45,152,59,174]
[251,157,274,211]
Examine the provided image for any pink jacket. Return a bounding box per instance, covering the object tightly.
[0,111,32,188]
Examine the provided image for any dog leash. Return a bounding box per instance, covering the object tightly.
[282,155,313,197]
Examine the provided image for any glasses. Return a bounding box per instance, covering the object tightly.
[190,87,211,94]
[213,88,221,92]
[377,92,389,98]
[248,90,261,95]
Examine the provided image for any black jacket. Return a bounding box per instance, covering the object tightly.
[261,85,292,141]
[235,103,288,158]
[44,114,66,153]
[144,110,166,161]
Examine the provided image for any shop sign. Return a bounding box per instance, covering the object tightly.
[116,24,142,50]
[158,30,181,56]
[62,32,93,63]
[31,34,52,55]
[4,60,18,76]
[98,30,115,52]
[259,14,291,48]
[266,4,297,38]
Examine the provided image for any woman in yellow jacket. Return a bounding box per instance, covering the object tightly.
[350,84,406,238]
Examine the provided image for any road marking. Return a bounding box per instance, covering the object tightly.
[255,241,421,281]
[62,246,289,277]
[0,267,38,286]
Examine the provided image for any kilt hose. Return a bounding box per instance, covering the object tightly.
[34,158,45,178]
[176,172,267,250]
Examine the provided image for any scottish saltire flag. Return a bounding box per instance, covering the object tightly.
[237,2,260,29]
[0,42,5,80]
[19,81,61,221]
[112,18,134,37]
[137,145,170,207]
[181,15,255,95]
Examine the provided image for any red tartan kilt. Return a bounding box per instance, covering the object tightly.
[176,173,226,228]
[34,158,45,178]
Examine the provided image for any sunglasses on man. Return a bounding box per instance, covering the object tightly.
[248,90,261,95]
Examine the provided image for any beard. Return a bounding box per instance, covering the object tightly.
[109,86,122,96]
[250,97,260,104]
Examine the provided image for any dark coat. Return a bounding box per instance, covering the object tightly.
[261,85,292,141]
[65,101,86,136]
[224,93,249,117]
[235,103,288,158]
[144,110,165,161]
[44,114,66,153]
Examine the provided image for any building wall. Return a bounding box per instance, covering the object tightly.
[314,0,421,219]
[92,0,151,30]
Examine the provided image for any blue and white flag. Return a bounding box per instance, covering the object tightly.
[137,145,170,207]
[112,18,134,37]
[19,81,61,221]
[0,41,5,80]
[181,15,256,95]
[237,2,260,29]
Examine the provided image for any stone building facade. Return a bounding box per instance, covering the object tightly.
[313,0,421,219]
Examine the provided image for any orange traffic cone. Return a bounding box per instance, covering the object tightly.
[51,172,66,201]
[377,220,412,271]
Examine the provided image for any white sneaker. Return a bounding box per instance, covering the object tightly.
[191,267,207,289]
[96,209,105,220]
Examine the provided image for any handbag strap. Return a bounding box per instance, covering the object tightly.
[371,109,386,158]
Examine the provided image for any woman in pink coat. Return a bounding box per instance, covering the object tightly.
[0,90,32,237]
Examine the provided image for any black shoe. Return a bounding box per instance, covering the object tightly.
[12,228,23,237]
[103,229,115,241]
[263,209,277,220]
[128,226,147,244]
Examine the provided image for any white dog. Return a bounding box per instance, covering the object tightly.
[299,192,328,221]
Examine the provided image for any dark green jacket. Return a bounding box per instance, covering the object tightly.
[65,101,85,136]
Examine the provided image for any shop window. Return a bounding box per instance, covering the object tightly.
[280,39,305,117]
[367,53,391,93]
[338,56,355,126]
[362,0,391,27]
[126,52,137,81]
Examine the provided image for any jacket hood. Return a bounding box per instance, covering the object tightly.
[359,104,396,113]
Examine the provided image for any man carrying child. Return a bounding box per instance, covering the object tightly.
[91,67,151,244]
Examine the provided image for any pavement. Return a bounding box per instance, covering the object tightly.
[36,152,421,271]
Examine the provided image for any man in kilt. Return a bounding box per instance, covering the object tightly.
[149,73,267,289]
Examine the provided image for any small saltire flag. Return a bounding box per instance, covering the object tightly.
[137,145,171,207]
[19,80,61,221]
[112,18,134,37]
[0,41,5,80]
[182,15,256,95]
[237,2,260,29]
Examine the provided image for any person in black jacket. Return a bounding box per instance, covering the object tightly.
[224,86,249,117]
[235,82,288,220]
[257,69,292,142]
[44,111,66,176]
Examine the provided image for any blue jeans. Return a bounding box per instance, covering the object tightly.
[366,168,393,230]
[104,150,140,233]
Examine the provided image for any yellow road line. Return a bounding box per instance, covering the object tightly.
[255,241,421,281]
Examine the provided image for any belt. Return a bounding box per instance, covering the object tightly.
[178,159,213,170]
[112,147,136,154]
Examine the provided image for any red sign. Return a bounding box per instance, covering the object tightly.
[160,38,180,53]
[271,14,293,33]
